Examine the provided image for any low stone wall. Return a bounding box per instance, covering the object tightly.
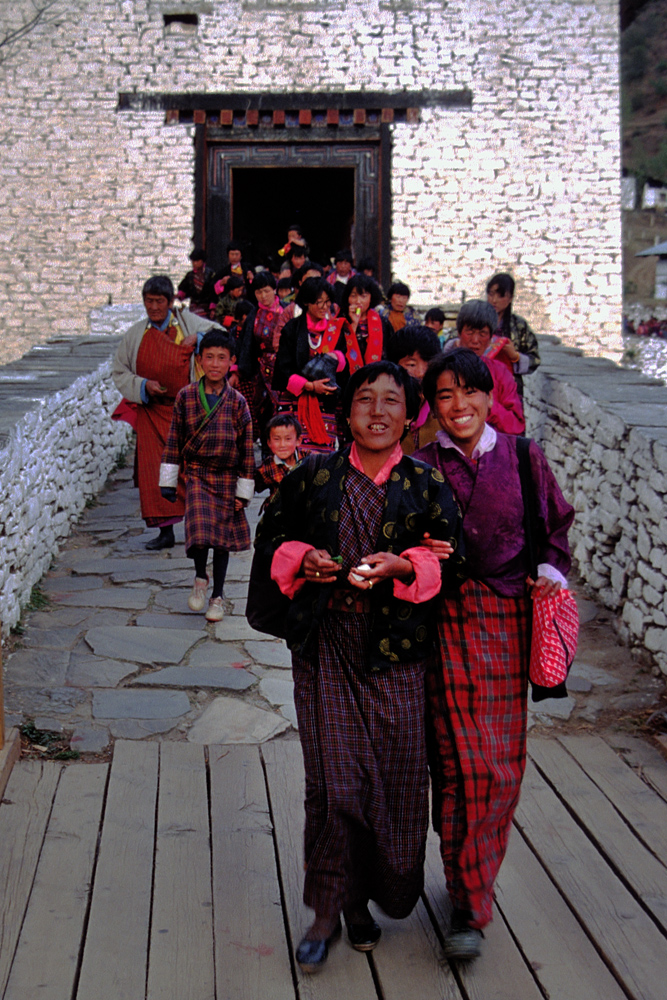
[524,337,667,675]
[0,307,137,633]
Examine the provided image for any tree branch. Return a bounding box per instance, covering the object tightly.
[0,1,60,63]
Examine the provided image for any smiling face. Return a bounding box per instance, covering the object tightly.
[458,323,491,356]
[199,346,234,390]
[255,285,275,308]
[348,373,407,457]
[144,293,172,326]
[307,293,331,322]
[268,424,301,463]
[432,370,491,457]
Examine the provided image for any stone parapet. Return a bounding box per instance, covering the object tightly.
[0,307,136,632]
[524,337,667,675]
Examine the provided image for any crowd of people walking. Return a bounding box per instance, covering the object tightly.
[112,230,573,970]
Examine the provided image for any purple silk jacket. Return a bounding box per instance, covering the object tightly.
[415,432,574,598]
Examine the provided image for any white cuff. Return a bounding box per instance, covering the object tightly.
[514,353,532,376]
[537,563,568,589]
[236,477,255,501]
[159,463,180,488]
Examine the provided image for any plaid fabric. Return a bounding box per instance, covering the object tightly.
[426,577,530,929]
[134,325,194,524]
[293,613,429,920]
[162,380,254,554]
[292,464,429,918]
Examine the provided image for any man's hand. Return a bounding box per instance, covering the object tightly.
[145,380,168,397]
[421,533,455,560]
[527,575,562,599]
[301,549,341,584]
[347,551,413,589]
[234,497,248,511]
[228,372,240,389]
[182,333,198,348]
[308,378,336,395]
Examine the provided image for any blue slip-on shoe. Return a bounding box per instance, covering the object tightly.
[295,921,342,973]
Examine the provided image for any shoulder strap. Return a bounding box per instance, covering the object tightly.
[516,436,538,581]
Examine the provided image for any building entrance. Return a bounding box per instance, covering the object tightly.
[204,141,387,283]
[231,166,354,268]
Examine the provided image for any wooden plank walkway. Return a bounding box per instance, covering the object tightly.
[1,734,666,1000]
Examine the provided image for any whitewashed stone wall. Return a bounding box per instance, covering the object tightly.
[0,334,132,634]
[524,338,667,676]
[0,0,621,365]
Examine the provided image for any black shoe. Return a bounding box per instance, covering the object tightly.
[145,527,175,550]
[345,917,381,952]
[444,909,482,961]
[295,921,341,973]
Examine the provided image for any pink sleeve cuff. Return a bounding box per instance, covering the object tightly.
[271,540,314,598]
[393,547,442,603]
[287,373,308,396]
[214,279,226,295]
[176,290,186,299]
[333,349,346,372]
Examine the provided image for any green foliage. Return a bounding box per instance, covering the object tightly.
[84,495,99,509]
[25,584,49,612]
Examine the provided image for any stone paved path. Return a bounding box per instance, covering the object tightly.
[2,453,665,752]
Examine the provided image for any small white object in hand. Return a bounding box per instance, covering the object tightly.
[350,562,372,583]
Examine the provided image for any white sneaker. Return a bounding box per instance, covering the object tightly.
[205,597,224,622]
[188,577,208,612]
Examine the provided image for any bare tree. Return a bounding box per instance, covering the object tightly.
[0,1,61,66]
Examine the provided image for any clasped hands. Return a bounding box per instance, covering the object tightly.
[300,549,412,589]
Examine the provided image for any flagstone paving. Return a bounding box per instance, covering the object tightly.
[2,452,665,748]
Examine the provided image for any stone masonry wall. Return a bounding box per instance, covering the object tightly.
[524,337,667,676]
[0,314,133,633]
[0,0,621,364]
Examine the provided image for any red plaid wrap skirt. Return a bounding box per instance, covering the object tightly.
[427,578,530,929]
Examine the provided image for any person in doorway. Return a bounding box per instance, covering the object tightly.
[387,324,442,454]
[234,271,283,440]
[253,361,461,973]
[486,272,540,394]
[213,241,254,296]
[444,300,525,435]
[214,275,246,323]
[327,249,356,306]
[177,249,216,318]
[111,276,220,550]
[377,281,420,333]
[415,347,573,961]
[159,329,254,622]
[273,278,347,454]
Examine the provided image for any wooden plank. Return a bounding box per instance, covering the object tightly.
[210,746,294,999]
[515,759,667,1000]
[372,891,462,1000]
[262,740,378,1000]
[557,735,667,866]
[0,761,62,996]
[4,765,108,1000]
[609,734,667,803]
[0,728,21,799]
[423,832,542,1000]
[530,738,667,928]
[496,825,629,1000]
[147,743,214,1000]
[76,740,158,1000]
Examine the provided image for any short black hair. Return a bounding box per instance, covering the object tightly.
[253,271,277,291]
[340,273,383,316]
[387,281,410,299]
[142,276,174,300]
[293,261,324,286]
[234,299,254,320]
[287,223,303,236]
[357,256,376,273]
[295,277,333,308]
[288,243,310,261]
[277,277,293,291]
[486,272,515,297]
[189,248,207,262]
[333,249,354,264]
[421,348,494,407]
[456,299,498,335]
[425,307,445,324]
[225,275,245,292]
[387,325,442,364]
[265,412,303,439]
[226,240,243,254]
[342,360,421,423]
[198,329,237,355]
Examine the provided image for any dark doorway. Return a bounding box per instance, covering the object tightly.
[232,167,355,267]
[205,142,387,284]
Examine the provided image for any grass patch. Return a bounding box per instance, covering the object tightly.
[25,584,50,612]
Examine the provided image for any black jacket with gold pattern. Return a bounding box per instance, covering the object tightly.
[253,446,463,672]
